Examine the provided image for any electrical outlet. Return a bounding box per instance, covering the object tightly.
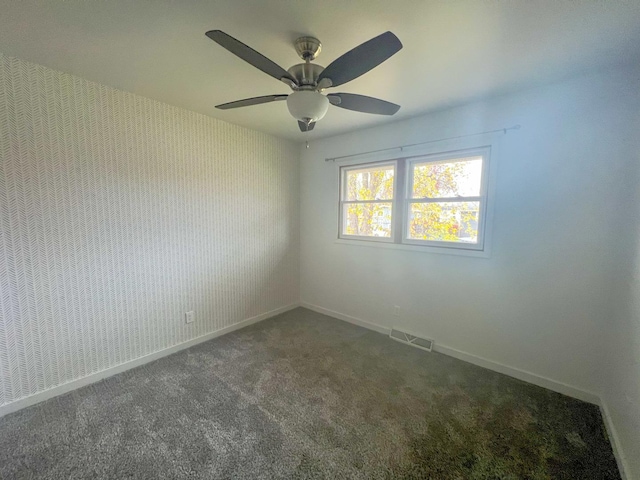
[393,305,400,316]
[185,311,195,324]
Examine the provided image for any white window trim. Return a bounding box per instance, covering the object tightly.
[334,135,499,258]
[402,147,490,251]
[338,160,397,243]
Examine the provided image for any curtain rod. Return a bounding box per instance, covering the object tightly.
[324,124,521,162]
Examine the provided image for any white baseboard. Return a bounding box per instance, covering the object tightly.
[300,302,600,405]
[599,400,631,480]
[431,343,600,405]
[0,303,299,418]
[301,303,392,335]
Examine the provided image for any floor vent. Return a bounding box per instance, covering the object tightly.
[389,328,434,352]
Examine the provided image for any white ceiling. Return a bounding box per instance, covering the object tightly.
[1,0,639,141]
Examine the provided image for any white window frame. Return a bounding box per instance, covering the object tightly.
[403,147,490,251]
[338,160,398,243]
[336,145,493,257]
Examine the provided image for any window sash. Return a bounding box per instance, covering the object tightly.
[340,202,394,241]
[404,199,484,249]
[341,161,396,202]
[402,148,489,250]
[339,161,397,242]
[407,156,484,200]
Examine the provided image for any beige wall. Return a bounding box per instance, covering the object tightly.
[0,53,299,408]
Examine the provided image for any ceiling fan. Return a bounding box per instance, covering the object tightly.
[205,30,403,132]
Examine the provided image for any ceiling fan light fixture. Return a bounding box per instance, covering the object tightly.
[207,30,403,132]
[286,91,329,123]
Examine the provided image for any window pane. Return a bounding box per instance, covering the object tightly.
[408,201,480,243]
[411,157,482,199]
[343,202,393,238]
[345,165,394,201]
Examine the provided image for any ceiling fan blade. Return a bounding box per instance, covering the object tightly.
[298,121,316,132]
[317,32,402,88]
[216,94,288,110]
[206,30,297,85]
[328,93,400,115]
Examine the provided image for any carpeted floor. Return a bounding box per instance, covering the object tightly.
[0,308,620,479]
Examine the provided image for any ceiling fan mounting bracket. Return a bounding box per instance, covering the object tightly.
[294,36,322,61]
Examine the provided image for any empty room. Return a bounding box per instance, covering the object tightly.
[1,1,639,478]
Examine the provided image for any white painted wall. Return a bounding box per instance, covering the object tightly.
[300,68,640,474]
[0,52,300,410]
[604,97,640,478]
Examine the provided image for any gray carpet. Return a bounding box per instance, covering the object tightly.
[0,308,620,479]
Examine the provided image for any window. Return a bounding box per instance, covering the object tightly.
[339,162,396,241]
[338,147,490,252]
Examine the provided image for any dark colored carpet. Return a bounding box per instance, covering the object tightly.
[0,308,620,479]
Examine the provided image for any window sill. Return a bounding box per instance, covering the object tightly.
[334,238,491,258]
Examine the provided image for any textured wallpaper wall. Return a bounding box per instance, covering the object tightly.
[0,53,299,407]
